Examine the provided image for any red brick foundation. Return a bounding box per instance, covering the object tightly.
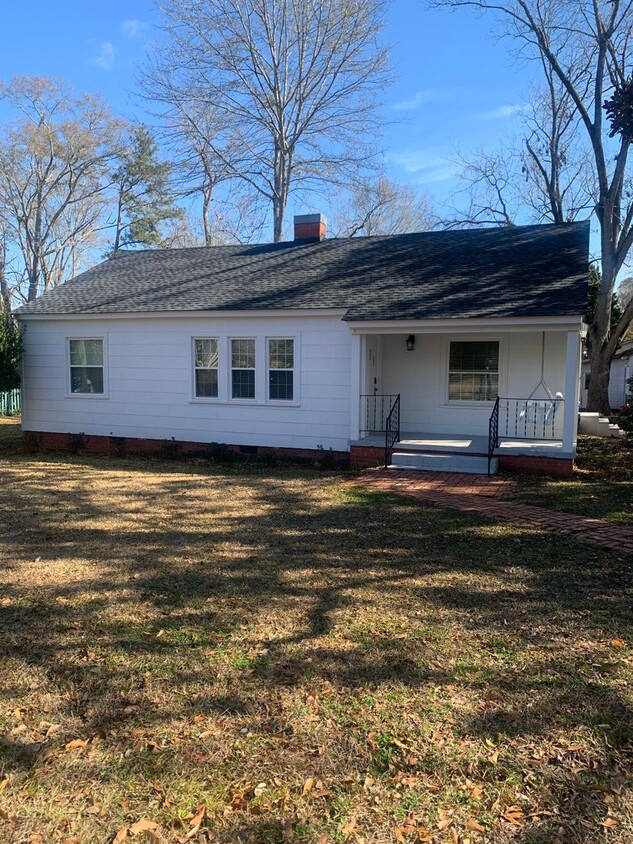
[350,444,385,468]
[22,430,350,467]
[497,454,574,478]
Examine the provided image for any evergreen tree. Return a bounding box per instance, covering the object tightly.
[0,310,21,392]
[112,125,182,251]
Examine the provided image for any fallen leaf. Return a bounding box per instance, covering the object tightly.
[502,807,525,826]
[470,785,483,800]
[302,777,315,796]
[65,739,89,751]
[488,750,499,764]
[129,818,161,835]
[466,818,486,833]
[437,818,453,831]
[601,817,619,828]
[113,828,128,844]
[611,640,626,647]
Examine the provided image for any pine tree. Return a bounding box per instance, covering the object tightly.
[112,125,182,251]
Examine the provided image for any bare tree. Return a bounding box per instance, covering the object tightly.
[431,0,633,412]
[145,0,391,242]
[333,177,435,237]
[448,65,592,229]
[0,77,122,302]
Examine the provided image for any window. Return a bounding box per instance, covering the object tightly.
[231,338,256,399]
[194,338,219,398]
[448,340,499,402]
[69,338,104,394]
[268,338,294,401]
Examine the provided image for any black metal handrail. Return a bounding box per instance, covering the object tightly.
[488,396,500,475]
[360,394,400,436]
[384,395,401,468]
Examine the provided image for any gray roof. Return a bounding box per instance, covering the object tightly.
[18,221,590,321]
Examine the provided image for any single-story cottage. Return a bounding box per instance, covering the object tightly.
[17,215,589,476]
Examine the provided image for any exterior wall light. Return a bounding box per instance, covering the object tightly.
[406,335,415,351]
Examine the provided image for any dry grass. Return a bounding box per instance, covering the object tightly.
[505,436,633,524]
[0,418,632,843]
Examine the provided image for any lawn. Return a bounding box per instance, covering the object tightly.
[0,418,632,843]
[504,436,633,524]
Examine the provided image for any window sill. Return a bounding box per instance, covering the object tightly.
[65,393,110,400]
[441,401,496,408]
[189,399,300,408]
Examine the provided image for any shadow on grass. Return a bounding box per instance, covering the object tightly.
[1,451,632,842]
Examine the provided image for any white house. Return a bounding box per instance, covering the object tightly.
[581,338,633,410]
[17,215,589,477]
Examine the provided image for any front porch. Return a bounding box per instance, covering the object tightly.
[350,430,573,477]
[348,320,584,477]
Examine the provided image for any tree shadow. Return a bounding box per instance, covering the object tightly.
[1,453,632,841]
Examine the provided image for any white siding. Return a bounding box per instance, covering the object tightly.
[379,331,568,437]
[21,314,353,452]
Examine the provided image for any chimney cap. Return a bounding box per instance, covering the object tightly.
[294,213,327,225]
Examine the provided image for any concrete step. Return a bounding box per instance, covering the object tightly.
[390,451,497,475]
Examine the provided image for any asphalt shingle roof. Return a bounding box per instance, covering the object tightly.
[17,221,590,321]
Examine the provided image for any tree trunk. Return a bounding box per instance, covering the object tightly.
[586,339,612,413]
[202,186,212,246]
[0,252,10,311]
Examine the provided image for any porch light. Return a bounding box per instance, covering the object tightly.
[406,334,415,351]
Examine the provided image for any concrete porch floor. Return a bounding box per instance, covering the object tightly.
[353,431,572,459]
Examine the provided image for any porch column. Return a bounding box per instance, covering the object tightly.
[562,329,581,454]
[350,333,362,441]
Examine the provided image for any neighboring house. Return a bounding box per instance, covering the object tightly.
[581,338,633,410]
[17,216,589,477]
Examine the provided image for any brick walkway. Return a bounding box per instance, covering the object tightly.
[345,469,633,555]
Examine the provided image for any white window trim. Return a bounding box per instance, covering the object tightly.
[229,337,258,403]
[441,335,507,407]
[266,336,299,405]
[65,335,109,399]
[191,337,220,402]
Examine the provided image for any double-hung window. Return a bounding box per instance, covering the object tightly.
[448,340,499,402]
[194,338,219,398]
[231,338,256,399]
[268,339,294,401]
[69,338,105,394]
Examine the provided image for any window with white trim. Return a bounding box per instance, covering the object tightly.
[268,338,294,401]
[194,338,219,398]
[69,338,105,394]
[231,338,256,399]
[448,340,499,402]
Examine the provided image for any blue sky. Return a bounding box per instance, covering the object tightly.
[0,0,538,221]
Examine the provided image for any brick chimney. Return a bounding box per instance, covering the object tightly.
[294,213,327,242]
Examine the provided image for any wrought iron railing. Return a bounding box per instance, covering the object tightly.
[488,396,564,474]
[497,397,564,441]
[384,395,401,468]
[360,394,400,436]
[488,396,499,475]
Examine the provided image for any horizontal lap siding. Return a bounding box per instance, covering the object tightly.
[21,315,353,451]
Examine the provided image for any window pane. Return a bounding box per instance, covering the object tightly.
[231,339,255,369]
[70,366,104,394]
[232,369,255,399]
[449,341,498,372]
[269,339,294,369]
[195,338,218,368]
[448,372,498,401]
[269,369,293,401]
[70,338,103,366]
[196,369,218,398]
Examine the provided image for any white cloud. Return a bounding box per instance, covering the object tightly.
[121,19,148,39]
[393,89,436,112]
[93,42,115,70]
[390,149,456,183]
[479,104,528,120]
